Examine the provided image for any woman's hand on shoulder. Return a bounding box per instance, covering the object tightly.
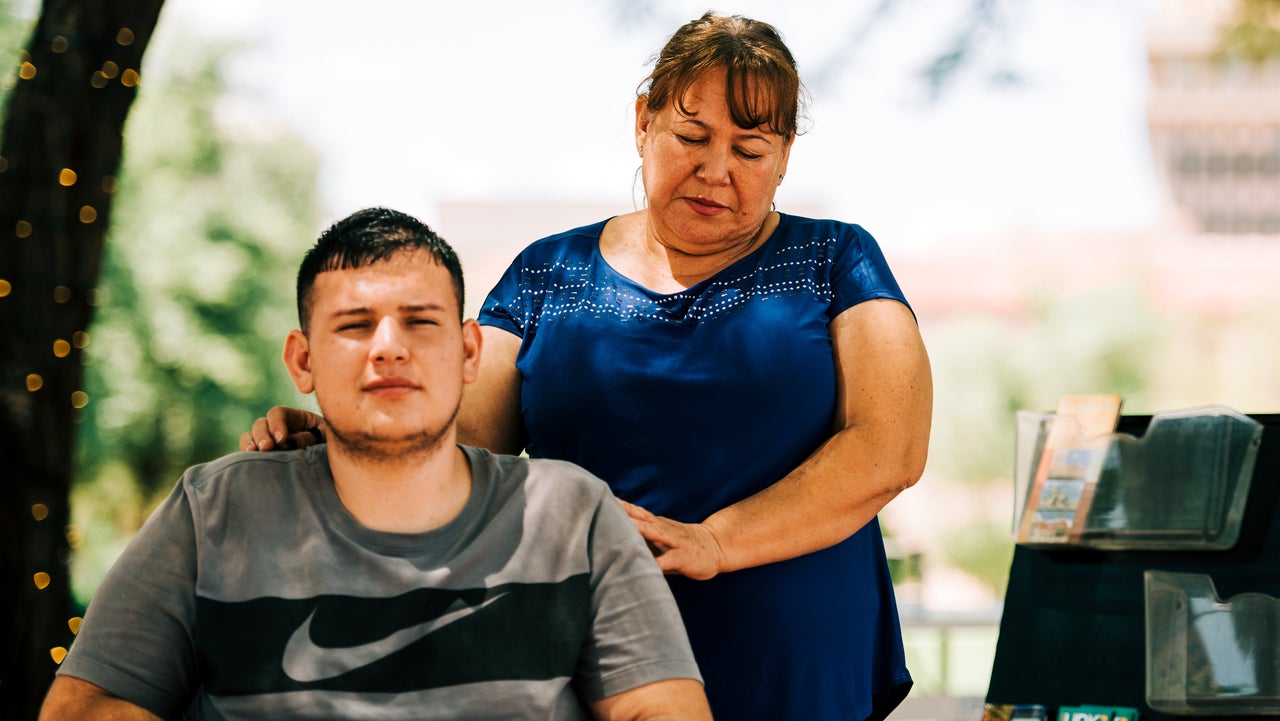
[619,499,728,581]
[239,406,327,452]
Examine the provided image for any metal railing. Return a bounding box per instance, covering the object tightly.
[890,606,1003,721]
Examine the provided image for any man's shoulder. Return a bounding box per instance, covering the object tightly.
[464,446,611,505]
[180,447,314,495]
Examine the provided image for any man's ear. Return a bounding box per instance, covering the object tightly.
[461,318,482,385]
[283,329,315,394]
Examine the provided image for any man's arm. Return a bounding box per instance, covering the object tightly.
[51,481,201,718]
[571,473,708,718]
[591,678,712,721]
[39,677,163,721]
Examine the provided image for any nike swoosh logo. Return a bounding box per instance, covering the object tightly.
[282,592,508,682]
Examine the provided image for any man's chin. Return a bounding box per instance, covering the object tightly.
[326,426,450,462]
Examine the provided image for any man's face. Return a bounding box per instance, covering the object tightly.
[284,250,480,459]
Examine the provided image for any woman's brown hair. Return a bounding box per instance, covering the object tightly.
[639,12,806,142]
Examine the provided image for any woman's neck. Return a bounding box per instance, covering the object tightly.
[601,210,778,293]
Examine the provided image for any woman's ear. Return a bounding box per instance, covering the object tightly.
[283,329,315,394]
[634,96,651,152]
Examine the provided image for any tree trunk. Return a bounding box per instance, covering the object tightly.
[0,1,164,718]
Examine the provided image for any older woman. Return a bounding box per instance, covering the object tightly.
[464,14,931,718]
[248,12,931,720]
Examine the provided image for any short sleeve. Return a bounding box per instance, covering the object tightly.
[477,255,528,338]
[57,478,200,718]
[574,492,702,701]
[827,223,910,320]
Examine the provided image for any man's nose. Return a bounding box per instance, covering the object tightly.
[370,317,408,363]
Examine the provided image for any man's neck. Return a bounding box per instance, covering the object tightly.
[325,438,472,534]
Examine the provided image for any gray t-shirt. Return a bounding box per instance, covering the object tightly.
[59,445,700,720]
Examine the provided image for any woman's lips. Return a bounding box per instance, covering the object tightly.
[684,197,728,216]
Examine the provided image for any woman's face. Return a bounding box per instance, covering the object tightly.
[636,67,792,255]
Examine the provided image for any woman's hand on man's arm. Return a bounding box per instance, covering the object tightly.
[625,298,932,578]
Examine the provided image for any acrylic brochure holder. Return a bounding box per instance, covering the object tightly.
[1145,570,1280,715]
[1014,406,1264,550]
[988,412,1280,721]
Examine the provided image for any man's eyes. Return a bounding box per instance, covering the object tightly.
[333,318,439,332]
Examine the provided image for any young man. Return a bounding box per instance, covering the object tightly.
[40,208,710,720]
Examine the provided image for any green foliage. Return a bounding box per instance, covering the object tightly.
[70,33,321,600]
[1218,0,1280,63]
[919,287,1162,596]
[936,518,1015,599]
[0,0,34,116]
[927,285,1161,487]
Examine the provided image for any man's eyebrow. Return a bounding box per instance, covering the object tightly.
[327,303,447,317]
[329,307,371,319]
[400,303,448,313]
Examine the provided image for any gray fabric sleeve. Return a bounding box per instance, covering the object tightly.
[574,490,702,701]
[57,477,200,718]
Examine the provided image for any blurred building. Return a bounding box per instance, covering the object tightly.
[1146,0,1280,235]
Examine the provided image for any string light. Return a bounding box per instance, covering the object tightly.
[65,525,83,547]
[33,572,51,590]
[16,220,32,238]
[50,647,67,664]
[0,279,10,296]
[72,331,90,348]
[0,155,8,172]
[100,61,119,79]
[26,373,43,392]
[51,35,68,53]
[87,289,102,306]
[71,391,89,409]
[121,69,140,87]
[19,61,35,80]
[53,339,71,358]
[68,617,82,634]
[90,72,108,89]
[32,503,49,521]
[101,176,117,193]
[53,286,71,303]
[79,205,97,224]
[58,168,76,186]
[117,28,135,46]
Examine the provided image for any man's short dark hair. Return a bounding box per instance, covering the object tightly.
[296,207,465,331]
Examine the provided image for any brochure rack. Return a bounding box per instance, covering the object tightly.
[1145,571,1280,715]
[987,412,1280,721]
[1014,407,1264,549]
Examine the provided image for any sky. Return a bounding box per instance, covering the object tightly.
[149,0,1163,251]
